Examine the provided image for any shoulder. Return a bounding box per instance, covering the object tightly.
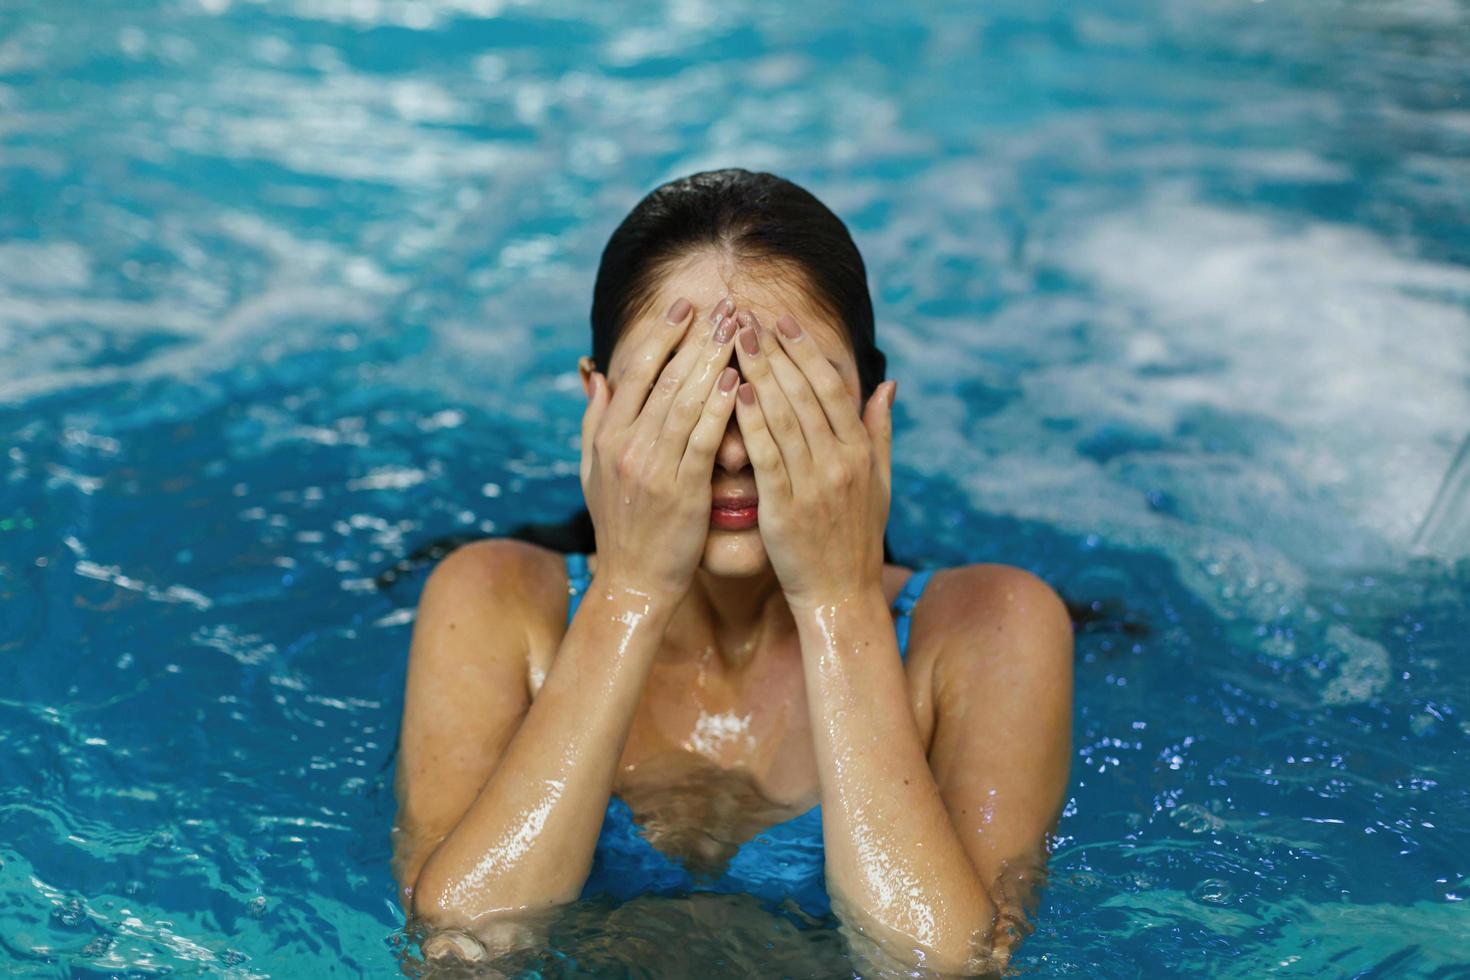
[908,563,1074,691]
[417,538,573,636]
[423,536,568,590]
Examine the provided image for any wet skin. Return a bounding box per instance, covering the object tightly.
[392,251,1074,973]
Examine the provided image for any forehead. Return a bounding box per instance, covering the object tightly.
[607,251,855,377]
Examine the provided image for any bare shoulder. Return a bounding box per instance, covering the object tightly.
[418,538,570,631]
[907,563,1074,689]
[423,536,565,599]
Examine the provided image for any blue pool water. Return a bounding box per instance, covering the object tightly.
[2,0,1468,975]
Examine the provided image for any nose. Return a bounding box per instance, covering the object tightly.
[714,412,750,475]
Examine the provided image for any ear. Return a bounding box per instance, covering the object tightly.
[578,356,597,398]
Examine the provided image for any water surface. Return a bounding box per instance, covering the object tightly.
[2,0,1468,975]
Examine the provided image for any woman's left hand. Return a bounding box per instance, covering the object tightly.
[730,309,898,610]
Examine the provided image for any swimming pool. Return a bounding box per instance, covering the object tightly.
[2,0,1467,974]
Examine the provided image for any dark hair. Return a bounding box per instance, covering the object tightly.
[377,169,892,587]
[591,169,887,401]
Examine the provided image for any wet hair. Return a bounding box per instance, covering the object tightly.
[591,169,887,402]
[379,169,893,584]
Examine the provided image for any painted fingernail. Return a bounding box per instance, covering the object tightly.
[711,297,734,322]
[715,315,736,344]
[718,367,738,392]
[777,314,802,340]
[739,327,760,356]
[666,298,691,324]
[737,382,755,404]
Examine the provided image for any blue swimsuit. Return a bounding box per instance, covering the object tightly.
[562,552,935,920]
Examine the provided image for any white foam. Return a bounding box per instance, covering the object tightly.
[892,190,1470,607]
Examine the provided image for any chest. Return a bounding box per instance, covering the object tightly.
[616,633,820,807]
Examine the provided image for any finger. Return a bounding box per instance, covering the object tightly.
[676,366,740,486]
[732,382,791,501]
[744,311,839,455]
[770,313,867,444]
[580,372,609,486]
[630,296,736,447]
[630,312,722,451]
[656,313,738,465]
[732,314,811,479]
[863,380,897,485]
[602,297,700,433]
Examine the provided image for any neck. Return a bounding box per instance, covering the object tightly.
[676,564,789,674]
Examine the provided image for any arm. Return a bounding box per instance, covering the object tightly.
[921,564,1073,962]
[793,566,1072,973]
[408,562,680,923]
[728,309,1071,972]
[406,295,741,936]
[391,539,536,913]
[791,587,1000,974]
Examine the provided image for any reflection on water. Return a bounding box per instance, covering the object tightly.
[1,0,1468,975]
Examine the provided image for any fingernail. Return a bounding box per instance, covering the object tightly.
[718,367,738,392]
[739,326,760,356]
[777,314,802,340]
[666,298,691,324]
[711,297,734,322]
[737,383,755,404]
[715,315,736,344]
[886,380,898,406]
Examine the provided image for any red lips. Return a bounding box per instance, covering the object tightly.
[710,495,758,530]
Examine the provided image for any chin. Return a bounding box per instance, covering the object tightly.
[699,527,771,578]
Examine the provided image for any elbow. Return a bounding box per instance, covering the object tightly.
[830,887,1006,978]
[922,918,1010,979]
[410,866,564,967]
[409,862,464,930]
[406,844,497,928]
[410,858,583,933]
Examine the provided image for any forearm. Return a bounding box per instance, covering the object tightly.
[413,578,676,926]
[795,588,998,973]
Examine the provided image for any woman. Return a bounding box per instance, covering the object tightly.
[391,169,1073,974]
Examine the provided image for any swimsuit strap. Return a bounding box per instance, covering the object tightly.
[566,553,936,661]
[564,552,591,625]
[893,568,935,660]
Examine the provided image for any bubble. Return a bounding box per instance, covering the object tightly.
[1173,803,1225,835]
[1191,878,1235,905]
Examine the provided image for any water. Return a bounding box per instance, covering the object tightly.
[1416,431,1470,561]
[2,0,1468,975]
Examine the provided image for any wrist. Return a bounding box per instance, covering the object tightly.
[784,581,888,618]
[787,585,896,667]
[587,570,686,617]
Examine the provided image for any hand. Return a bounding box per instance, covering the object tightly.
[730,309,898,609]
[580,297,741,599]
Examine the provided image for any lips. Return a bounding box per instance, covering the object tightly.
[710,495,758,531]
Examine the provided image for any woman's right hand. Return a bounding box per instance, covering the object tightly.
[580,297,741,600]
